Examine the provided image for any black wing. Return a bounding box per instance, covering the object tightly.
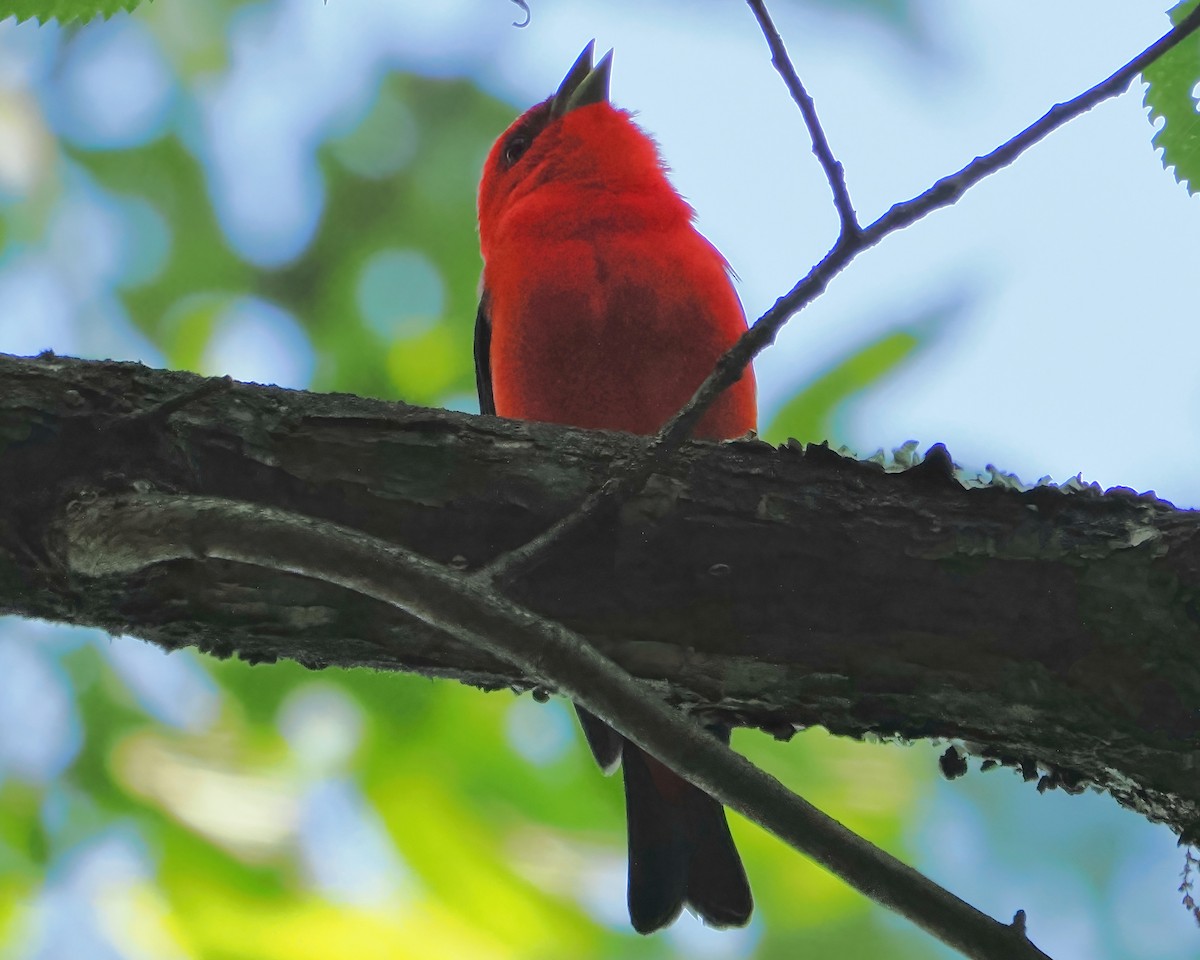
[474,291,495,416]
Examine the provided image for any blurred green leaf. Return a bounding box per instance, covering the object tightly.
[763,296,962,447]
[762,328,919,447]
[0,0,146,24]
[1143,0,1200,195]
[0,781,46,869]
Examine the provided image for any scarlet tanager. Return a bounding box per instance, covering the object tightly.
[475,43,756,933]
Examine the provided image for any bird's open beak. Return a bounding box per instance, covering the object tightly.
[550,40,613,118]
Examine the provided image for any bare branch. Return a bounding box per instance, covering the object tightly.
[60,491,1052,960]
[746,0,858,234]
[481,477,617,585]
[863,6,1200,239]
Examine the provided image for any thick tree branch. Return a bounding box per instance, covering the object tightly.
[2,352,1198,848]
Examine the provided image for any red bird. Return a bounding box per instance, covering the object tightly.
[475,42,756,933]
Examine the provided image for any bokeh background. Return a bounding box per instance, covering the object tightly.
[0,0,1197,957]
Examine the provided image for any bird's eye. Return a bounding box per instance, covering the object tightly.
[503,134,530,167]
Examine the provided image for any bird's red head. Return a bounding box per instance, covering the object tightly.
[477,42,691,262]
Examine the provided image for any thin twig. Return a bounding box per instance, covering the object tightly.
[483,4,1200,584]
[746,0,858,234]
[860,14,1200,238]
[482,477,617,584]
[127,374,233,426]
[61,491,1052,960]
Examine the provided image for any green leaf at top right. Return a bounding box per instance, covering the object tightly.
[1143,0,1200,195]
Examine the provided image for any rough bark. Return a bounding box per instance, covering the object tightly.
[1,351,1197,841]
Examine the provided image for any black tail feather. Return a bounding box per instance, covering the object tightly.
[621,738,752,933]
[681,784,753,928]
[622,743,690,933]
